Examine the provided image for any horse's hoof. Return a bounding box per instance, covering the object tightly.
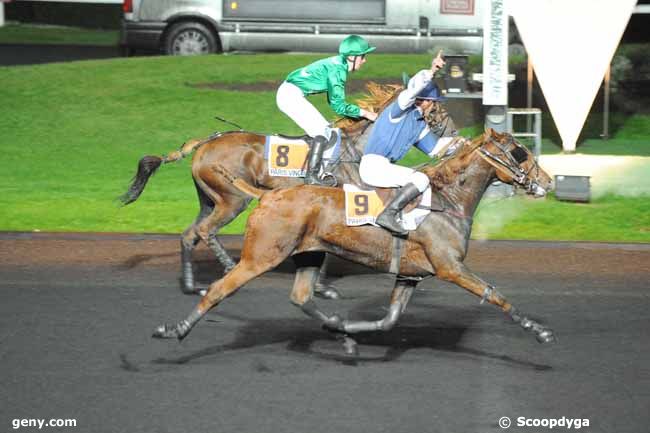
[179,281,207,296]
[322,314,345,332]
[520,318,533,330]
[338,335,359,357]
[535,328,557,344]
[152,323,180,339]
[315,284,341,300]
[179,277,197,295]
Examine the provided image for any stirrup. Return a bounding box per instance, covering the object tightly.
[305,172,336,187]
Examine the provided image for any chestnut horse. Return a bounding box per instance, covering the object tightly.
[153,129,556,354]
[120,83,455,296]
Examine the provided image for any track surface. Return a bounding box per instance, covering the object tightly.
[1,233,648,433]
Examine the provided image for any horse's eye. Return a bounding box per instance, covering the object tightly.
[511,146,528,164]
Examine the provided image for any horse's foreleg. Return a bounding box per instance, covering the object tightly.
[289,253,346,333]
[314,254,342,300]
[289,257,358,355]
[292,274,415,334]
[436,261,556,344]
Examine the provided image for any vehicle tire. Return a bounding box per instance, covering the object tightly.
[163,21,219,56]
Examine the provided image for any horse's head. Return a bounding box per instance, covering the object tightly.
[424,101,456,137]
[479,129,553,197]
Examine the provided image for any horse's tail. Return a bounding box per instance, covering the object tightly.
[118,138,202,205]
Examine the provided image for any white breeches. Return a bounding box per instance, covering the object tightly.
[276,81,330,138]
[359,154,430,193]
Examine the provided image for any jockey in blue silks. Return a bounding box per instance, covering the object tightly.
[360,51,456,235]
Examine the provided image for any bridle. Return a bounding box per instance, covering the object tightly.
[424,101,453,137]
[478,134,545,196]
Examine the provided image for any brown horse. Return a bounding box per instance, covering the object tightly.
[152,129,556,354]
[120,83,455,296]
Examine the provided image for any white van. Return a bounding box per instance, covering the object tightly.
[120,0,484,55]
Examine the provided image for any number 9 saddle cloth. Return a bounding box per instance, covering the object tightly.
[343,184,444,231]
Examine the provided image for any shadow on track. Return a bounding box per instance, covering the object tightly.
[121,304,552,371]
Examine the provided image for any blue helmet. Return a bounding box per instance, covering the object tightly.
[416,83,446,101]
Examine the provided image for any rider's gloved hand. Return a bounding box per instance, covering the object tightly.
[361,109,378,122]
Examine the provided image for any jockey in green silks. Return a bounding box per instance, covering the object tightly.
[276,35,378,186]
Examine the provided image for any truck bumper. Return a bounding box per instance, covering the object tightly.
[120,20,166,51]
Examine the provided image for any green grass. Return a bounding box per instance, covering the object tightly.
[0,53,648,241]
[0,23,119,46]
[473,194,650,243]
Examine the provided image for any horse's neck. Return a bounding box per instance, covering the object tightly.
[334,123,375,184]
[342,121,373,155]
[441,152,496,218]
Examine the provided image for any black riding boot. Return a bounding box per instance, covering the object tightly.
[305,133,337,186]
[376,183,421,235]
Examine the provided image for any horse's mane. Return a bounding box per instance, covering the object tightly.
[334,82,403,133]
[421,133,487,190]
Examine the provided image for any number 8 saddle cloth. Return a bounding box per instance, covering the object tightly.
[263,134,342,177]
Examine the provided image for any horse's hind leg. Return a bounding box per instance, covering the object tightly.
[201,195,250,269]
[153,216,298,340]
[434,259,556,344]
[181,194,250,295]
[153,251,286,340]
[180,181,214,294]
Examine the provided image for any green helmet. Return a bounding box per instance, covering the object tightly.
[338,35,376,57]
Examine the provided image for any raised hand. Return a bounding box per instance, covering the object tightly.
[432,49,446,73]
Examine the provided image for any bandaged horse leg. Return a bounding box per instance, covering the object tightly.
[290,252,340,327]
[180,238,200,294]
[180,230,235,296]
[339,278,417,333]
[314,254,342,300]
[289,254,357,354]
[179,196,214,294]
[182,198,248,295]
[435,260,555,344]
[203,200,248,274]
[206,231,236,272]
